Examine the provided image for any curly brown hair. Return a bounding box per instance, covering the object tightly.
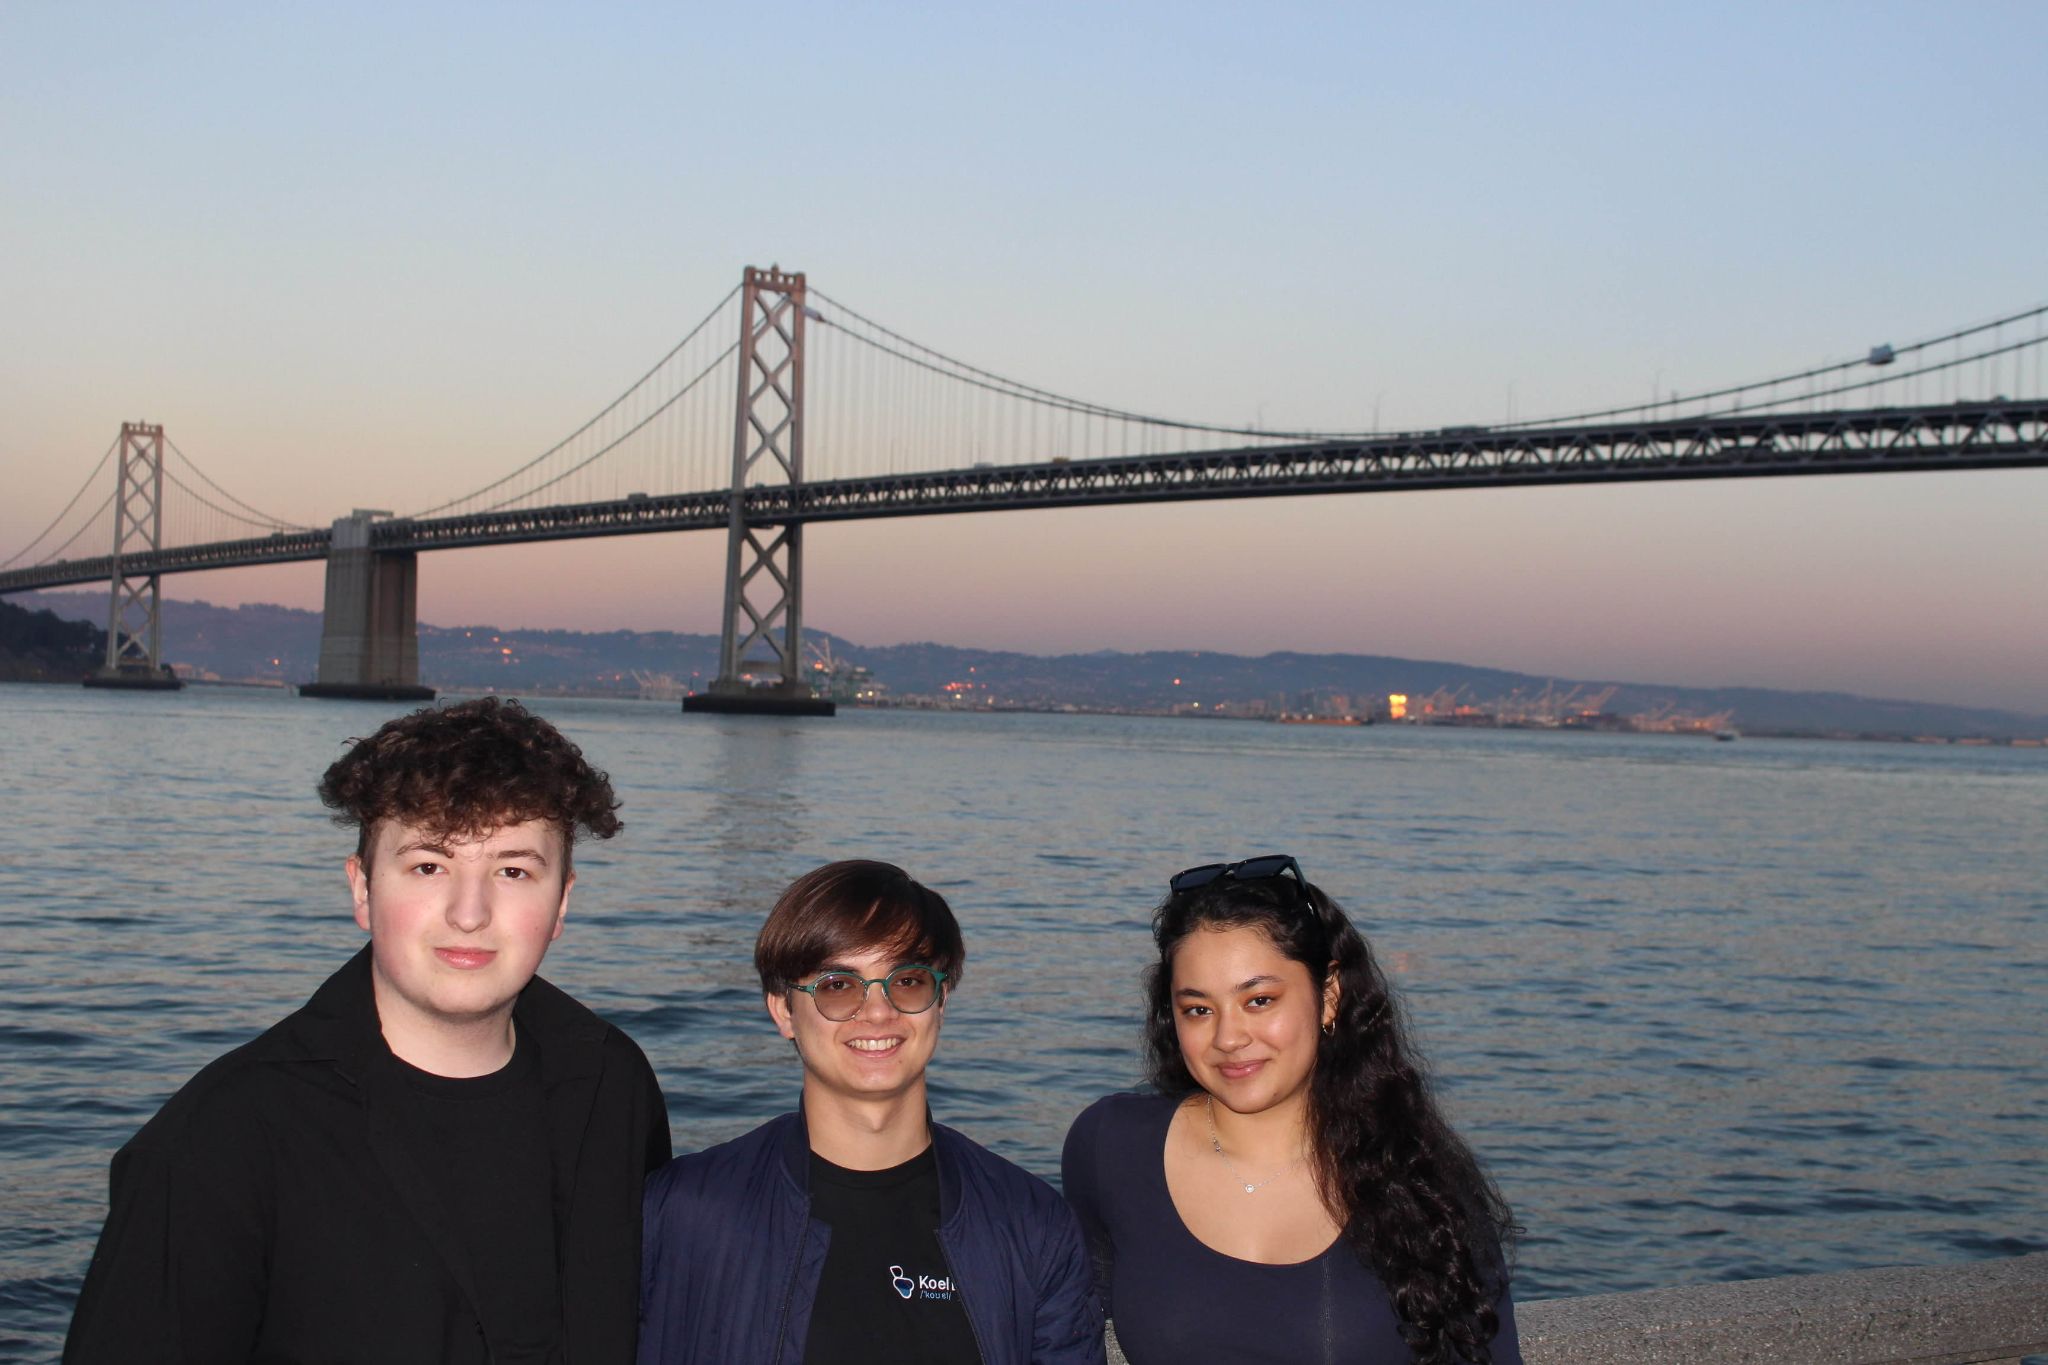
[318,697,622,867]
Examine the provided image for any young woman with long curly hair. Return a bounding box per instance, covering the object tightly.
[1062,856,1520,1364]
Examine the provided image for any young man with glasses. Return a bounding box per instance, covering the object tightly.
[638,860,1103,1365]
[65,698,672,1364]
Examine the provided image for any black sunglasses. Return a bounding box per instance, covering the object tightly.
[1168,854,1307,899]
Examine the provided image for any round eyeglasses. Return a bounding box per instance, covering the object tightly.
[791,965,949,1021]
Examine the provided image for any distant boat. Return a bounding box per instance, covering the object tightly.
[1714,729,1739,742]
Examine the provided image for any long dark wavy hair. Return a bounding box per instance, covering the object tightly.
[1144,872,1517,1365]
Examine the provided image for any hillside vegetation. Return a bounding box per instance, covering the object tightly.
[0,598,103,682]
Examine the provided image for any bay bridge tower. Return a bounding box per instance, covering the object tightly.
[81,422,183,691]
[684,266,834,715]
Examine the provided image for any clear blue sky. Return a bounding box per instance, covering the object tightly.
[4,2,2045,710]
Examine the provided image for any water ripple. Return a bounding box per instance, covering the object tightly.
[2,691,2044,1356]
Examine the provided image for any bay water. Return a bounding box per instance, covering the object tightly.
[1,685,2043,1357]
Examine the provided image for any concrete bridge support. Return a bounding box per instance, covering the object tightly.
[299,511,434,701]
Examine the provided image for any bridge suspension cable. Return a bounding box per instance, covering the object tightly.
[159,467,296,536]
[464,340,740,515]
[15,490,116,570]
[403,283,743,518]
[807,287,1371,441]
[1712,331,2047,415]
[372,273,2048,517]
[165,437,308,531]
[801,289,2046,482]
[1497,302,2048,429]
[2,434,119,569]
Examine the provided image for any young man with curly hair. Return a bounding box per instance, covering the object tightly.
[65,697,672,1365]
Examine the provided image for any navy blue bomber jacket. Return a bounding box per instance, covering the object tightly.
[638,1111,1105,1365]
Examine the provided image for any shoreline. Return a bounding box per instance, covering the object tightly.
[15,675,2038,747]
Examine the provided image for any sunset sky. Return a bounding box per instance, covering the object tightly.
[4,3,2044,712]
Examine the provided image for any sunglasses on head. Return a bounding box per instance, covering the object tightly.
[1168,854,1307,900]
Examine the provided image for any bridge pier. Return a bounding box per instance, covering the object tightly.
[299,511,434,701]
[83,422,183,691]
[685,265,833,717]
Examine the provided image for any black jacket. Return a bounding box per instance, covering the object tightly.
[64,946,672,1365]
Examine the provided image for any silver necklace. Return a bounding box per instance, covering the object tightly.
[1204,1096,1302,1194]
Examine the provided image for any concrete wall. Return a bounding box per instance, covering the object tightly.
[313,515,420,690]
[1104,1253,2048,1364]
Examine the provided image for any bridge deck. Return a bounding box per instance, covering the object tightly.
[4,401,2042,593]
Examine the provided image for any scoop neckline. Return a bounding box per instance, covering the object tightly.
[1151,1093,1344,1270]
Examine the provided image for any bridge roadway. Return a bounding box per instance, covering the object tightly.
[5,399,2044,594]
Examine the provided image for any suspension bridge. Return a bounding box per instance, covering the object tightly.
[4,267,2045,712]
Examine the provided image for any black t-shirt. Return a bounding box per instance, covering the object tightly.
[802,1146,984,1365]
[386,1025,564,1365]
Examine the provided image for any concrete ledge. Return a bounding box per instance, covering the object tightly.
[1516,1254,2048,1365]
[1104,1254,2048,1364]
[682,693,835,716]
[82,671,183,691]
[297,682,437,701]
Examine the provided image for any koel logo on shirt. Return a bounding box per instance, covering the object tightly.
[887,1265,956,1302]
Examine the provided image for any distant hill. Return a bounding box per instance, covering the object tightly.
[14,589,2046,741]
[12,591,720,694]
[831,640,2047,740]
[0,597,104,682]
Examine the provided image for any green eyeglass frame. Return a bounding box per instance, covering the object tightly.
[790,964,950,1020]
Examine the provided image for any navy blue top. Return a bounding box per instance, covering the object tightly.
[1061,1092,1522,1365]
[640,1111,1103,1365]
